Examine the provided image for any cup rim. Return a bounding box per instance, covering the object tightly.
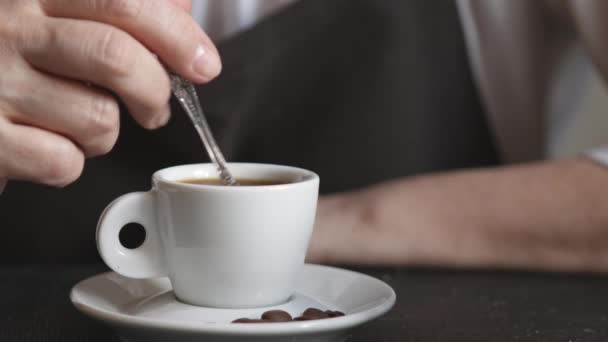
[152,163,319,192]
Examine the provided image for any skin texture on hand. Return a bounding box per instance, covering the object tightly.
[0,0,221,187]
[307,159,608,273]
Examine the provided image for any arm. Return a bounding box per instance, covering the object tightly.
[308,158,608,273]
[306,1,608,272]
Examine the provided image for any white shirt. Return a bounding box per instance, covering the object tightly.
[456,0,608,162]
[192,0,296,41]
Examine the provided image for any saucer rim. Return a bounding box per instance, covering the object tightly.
[70,264,396,336]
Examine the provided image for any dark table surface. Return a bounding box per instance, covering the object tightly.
[0,265,607,341]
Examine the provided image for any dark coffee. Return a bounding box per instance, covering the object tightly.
[179,178,290,186]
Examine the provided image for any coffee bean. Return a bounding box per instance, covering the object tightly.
[231,307,346,323]
[325,310,345,317]
[261,310,292,322]
[301,307,330,319]
[302,308,325,315]
[232,318,268,323]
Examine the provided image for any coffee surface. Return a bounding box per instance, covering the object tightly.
[178,178,289,186]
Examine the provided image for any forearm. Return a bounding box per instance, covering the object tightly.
[310,159,608,272]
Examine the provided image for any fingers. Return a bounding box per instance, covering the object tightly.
[4,67,120,157]
[0,0,208,187]
[20,17,170,129]
[0,118,84,187]
[40,0,221,83]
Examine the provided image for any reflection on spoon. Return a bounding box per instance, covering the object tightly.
[168,73,239,186]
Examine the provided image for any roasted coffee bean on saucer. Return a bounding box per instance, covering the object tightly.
[326,310,345,317]
[261,310,293,322]
[302,308,328,319]
[232,308,345,323]
[231,318,269,323]
[232,310,292,324]
[295,308,344,320]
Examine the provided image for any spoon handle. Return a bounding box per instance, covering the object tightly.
[168,74,238,185]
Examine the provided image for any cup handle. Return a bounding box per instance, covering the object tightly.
[96,191,167,278]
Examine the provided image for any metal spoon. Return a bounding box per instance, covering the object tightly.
[168,73,239,186]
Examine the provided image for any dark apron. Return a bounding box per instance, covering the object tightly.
[0,0,498,263]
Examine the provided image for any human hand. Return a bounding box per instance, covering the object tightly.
[0,0,221,187]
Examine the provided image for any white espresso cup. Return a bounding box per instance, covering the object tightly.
[96,163,319,308]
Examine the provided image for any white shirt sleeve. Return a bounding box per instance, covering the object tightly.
[191,0,297,41]
[585,146,608,167]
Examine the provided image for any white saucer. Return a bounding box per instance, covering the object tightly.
[70,264,396,342]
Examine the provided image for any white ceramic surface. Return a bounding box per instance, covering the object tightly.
[96,163,319,308]
[70,264,396,342]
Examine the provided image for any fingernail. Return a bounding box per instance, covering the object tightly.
[192,45,222,81]
[157,113,171,128]
[144,108,171,130]
[155,107,171,128]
